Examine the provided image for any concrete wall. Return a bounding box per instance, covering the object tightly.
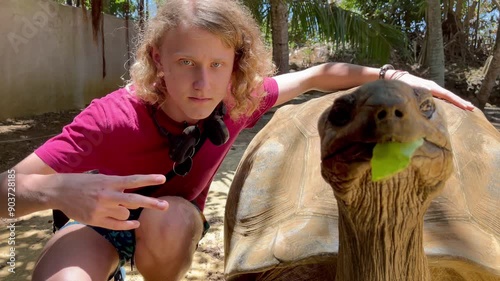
[0,0,138,120]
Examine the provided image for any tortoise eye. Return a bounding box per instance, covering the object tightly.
[419,99,435,119]
[328,95,356,127]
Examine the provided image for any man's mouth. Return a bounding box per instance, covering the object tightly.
[189,97,212,103]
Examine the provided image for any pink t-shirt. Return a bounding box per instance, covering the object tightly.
[35,78,279,210]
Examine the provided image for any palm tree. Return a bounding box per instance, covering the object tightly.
[270,0,289,74]
[243,0,409,74]
[425,0,445,86]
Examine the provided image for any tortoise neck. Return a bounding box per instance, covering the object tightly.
[334,180,434,281]
[336,214,430,281]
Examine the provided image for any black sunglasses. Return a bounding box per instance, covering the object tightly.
[151,107,202,176]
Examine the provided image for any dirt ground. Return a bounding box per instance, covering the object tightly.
[0,88,498,281]
[0,90,324,281]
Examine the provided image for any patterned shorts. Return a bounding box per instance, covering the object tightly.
[60,203,210,279]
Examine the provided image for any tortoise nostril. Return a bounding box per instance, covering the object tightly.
[377,110,387,120]
[377,109,404,120]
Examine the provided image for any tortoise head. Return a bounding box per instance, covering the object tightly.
[318,80,453,205]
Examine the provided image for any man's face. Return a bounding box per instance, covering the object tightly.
[153,24,235,123]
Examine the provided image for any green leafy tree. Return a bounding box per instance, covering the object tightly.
[338,0,427,34]
[243,0,409,73]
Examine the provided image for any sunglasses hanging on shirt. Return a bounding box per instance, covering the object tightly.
[151,102,229,176]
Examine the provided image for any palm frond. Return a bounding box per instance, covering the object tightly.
[288,1,408,62]
[243,0,409,63]
[243,0,269,27]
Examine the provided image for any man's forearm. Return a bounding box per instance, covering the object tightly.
[308,62,381,92]
[0,171,51,218]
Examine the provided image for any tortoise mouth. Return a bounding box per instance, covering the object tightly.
[322,138,449,163]
[322,142,376,163]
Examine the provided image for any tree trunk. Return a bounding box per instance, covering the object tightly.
[464,1,477,47]
[456,0,464,18]
[89,0,105,78]
[455,0,467,60]
[270,0,289,74]
[138,0,145,32]
[476,18,500,110]
[426,0,446,86]
[474,0,481,49]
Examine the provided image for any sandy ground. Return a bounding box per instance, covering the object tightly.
[0,91,499,281]
[0,96,286,281]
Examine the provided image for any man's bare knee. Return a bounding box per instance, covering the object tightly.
[135,196,204,280]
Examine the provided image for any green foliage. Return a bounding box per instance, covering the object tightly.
[338,0,426,33]
[318,3,409,63]
[243,0,272,41]
[52,0,144,20]
[337,0,425,62]
[243,0,409,63]
[104,0,135,18]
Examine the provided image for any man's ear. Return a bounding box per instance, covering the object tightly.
[151,45,162,69]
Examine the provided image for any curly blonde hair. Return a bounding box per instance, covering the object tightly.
[130,0,275,120]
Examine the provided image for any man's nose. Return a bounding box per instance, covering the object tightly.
[193,67,208,90]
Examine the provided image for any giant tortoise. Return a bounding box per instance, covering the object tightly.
[224,80,500,281]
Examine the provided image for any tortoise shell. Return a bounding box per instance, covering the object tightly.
[225,80,500,281]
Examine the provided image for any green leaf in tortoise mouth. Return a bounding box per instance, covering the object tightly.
[371,138,424,182]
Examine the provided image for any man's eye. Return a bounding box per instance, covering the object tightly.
[212,62,222,68]
[180,60,193,66]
